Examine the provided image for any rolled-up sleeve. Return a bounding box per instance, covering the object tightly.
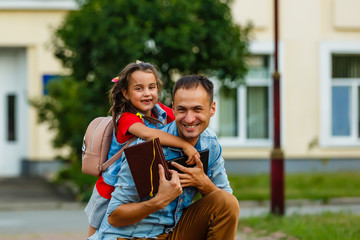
[207,141,233,194]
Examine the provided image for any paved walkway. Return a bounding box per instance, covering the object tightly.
[0,177,359,240]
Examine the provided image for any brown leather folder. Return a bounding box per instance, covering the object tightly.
[124,137,171,198]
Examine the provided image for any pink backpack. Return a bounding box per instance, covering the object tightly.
[81,117,135,176]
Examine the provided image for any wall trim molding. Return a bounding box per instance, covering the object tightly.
[0,0,78,10]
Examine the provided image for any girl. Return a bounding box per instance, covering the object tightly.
[86,61,199,237]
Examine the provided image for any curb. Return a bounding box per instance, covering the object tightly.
[239,197,360,208]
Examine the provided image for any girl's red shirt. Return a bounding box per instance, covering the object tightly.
[96,103,174,199]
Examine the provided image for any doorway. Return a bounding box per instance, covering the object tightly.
[0,48,28,176]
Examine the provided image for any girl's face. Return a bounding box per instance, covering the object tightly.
[122,70,159,116]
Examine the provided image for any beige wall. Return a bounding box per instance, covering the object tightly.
[224,0,360,159]
[0,10,70,160]
[1,0,360,162]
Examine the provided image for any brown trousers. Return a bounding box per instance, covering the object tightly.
[117,190,240,240]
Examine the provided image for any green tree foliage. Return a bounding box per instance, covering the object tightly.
[32,0,251,199]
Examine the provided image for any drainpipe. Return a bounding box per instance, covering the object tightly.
[270,0,285,215]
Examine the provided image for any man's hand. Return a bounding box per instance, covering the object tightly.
[171,156,218,196]
[108,165,182,227]
[152,165,183,209]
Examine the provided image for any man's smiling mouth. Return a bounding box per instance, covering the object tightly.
[183,123,199,129]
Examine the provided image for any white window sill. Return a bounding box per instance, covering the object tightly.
[219,138,272,148]
[320,139,360,148]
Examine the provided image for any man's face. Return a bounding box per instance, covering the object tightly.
[172,85,215,146]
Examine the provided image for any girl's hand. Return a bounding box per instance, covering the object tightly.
[183,144,200,165]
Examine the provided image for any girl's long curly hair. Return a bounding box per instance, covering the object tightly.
[108,61,163,132]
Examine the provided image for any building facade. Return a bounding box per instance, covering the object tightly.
[217,0,360,173]
[0,0,359,177]
[0,0,76,176]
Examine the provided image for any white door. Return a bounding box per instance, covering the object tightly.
[0,48,28,176]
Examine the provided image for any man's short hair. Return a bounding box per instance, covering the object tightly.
[172,75,214,103]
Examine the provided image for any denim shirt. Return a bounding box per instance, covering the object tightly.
[90,121,232,240]
[102,103,168,186]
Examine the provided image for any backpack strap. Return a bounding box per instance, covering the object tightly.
[98,136,137,172]
[98,111,167,173]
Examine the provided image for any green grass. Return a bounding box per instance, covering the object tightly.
[238,212,360,240]
[229,171,360,201]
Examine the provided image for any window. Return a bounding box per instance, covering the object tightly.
[320,43,360,146]
[42,74,62,95]
[216,54,273,146]
[331,55,360,138]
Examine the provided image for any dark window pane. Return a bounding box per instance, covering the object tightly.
[332,55,360,78]
[7,94,16,141]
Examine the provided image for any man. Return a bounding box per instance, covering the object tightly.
[90,75,239,240]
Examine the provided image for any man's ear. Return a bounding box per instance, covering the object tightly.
[171,101,174,111]
[210,101,216,117]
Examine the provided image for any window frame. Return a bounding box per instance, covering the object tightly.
[319,42,360,147]
[212,42,278,147]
